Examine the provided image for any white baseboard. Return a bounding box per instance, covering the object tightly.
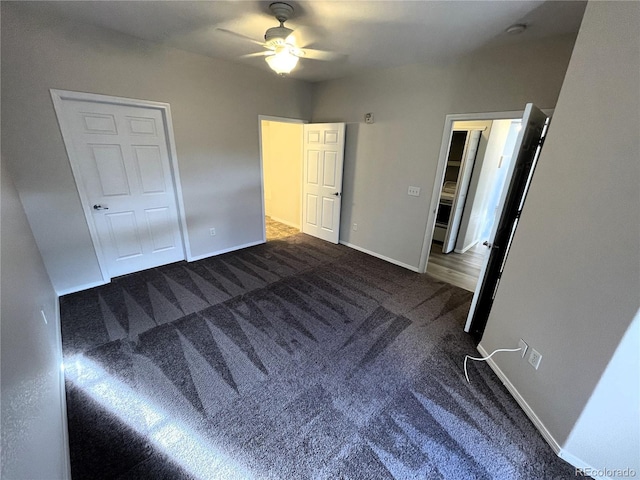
[454,240,479,254]
[475,344,607,476]
[557,449,607,479]
[339,241,420,272]
[56,279,109,296]
[476,344,562,454]
[57,240,267,294]
[188,240,265,262]
[268,216,300,230]
[54,301,72,479]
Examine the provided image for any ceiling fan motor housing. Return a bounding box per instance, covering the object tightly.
[264,25,293,45]
[266,3,294,45]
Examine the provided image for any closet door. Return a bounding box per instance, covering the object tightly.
[443,130,482,253]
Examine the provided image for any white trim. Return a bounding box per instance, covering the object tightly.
[557,450,606,479]
[454,239,479,254]
[49,89,190,280]
[162,104,193,261]
[476,344,562,454]
[258,115,307,124]
[188,240,264,262]
[476,344,601,474]
[258,115,307,243]
[418,108,555,274]
[53,300,72,479]
[339,241,420,272]
[56,279,109,297]
[418,110,525,274]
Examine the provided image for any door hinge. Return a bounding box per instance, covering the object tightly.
[537,135,546,148]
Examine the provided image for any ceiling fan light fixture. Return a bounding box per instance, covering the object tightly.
[265,47,298,74]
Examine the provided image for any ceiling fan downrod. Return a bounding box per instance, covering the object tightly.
[265,2,295,44]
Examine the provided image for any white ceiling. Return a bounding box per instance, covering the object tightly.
[30,1,586,83]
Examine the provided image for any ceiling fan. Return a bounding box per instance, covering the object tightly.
[217,2,344,75]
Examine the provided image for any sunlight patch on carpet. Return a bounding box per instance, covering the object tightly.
[64,355,251,480]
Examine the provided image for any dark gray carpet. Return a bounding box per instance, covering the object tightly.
[60,233,576,479]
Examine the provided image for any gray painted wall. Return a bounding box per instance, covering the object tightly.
[1,3,313,294]
[5,1,614,476]
[311,34,577,269]
[564,312,639,475]
[479,0,639,469]
[1,164,69,479]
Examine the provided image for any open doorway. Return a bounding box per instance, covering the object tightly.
[259,117,347,245]
[421,105,550,341]
[423,114,523,291]
[259,116,304,241]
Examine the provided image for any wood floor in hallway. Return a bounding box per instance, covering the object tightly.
[426,242,486,292]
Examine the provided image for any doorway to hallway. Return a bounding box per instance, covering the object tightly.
[265,216,299,241]
[259,116,304,242]
[426,116,522,291]
[259,116,347,245]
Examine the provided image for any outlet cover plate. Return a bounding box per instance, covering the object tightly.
[528,348,542,370]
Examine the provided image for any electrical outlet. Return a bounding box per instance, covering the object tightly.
[528,348,542,370]
[518,339,528,358]
[209,228,216,236]
[352,223,358,231]
[408,186,421,197]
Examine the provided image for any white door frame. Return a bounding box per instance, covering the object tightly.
[50,89,191,284]
[419,110,533,273]
[257,115,307,242]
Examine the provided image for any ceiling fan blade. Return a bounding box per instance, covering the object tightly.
[299,49,347,62]
[216,28,266,47]
[240,51,274,59]
[285,26,320,48]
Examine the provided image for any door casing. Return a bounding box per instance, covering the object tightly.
[258,115,307,242]
[419,109,553,274]
[50,89,191,284]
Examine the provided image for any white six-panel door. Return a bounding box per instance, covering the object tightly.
[302,123,346,244]
[56,98,185,278]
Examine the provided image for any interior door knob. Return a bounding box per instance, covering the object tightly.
[93,204,109,210]
[333,192,341,197]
